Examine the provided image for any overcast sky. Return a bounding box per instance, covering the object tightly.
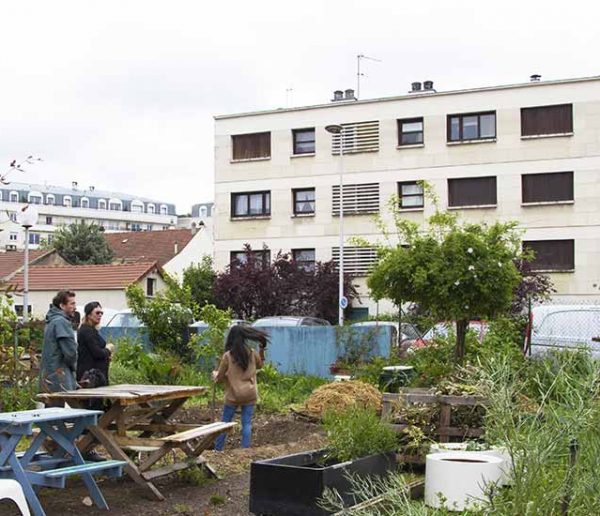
[1,1,598,213]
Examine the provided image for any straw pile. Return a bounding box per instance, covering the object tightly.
[302,380,382,419]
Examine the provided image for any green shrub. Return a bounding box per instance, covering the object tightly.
[109,362,148,385]
[323,405,397,462]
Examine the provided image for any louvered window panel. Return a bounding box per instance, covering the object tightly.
[331,120,379,155]
[332,246,378,276]
[332,183,379,216]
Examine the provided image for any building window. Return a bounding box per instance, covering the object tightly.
[232,132,271,160]
[98,199,106,210]
[146,224,153,231]
[160,205,168,215]
[9,232,17,241]
[523,240,575,271]
[9,212,17,222]
[231,191,271,218]
[332,183,379,216]
[522,171,574,204]
[9,192,18,203]
[293,128,316,155]
[81,197,89,208]
[521,104,573,137]
[131,223,142,231]
[146,278,156,297]
[332,246,378,276]
[447,112,496,142]
[63,196,72,207]
[398,181,424,209]
[109,201,121,211]
[293,188,315,215]
[397,118,424,146]
[331,121,379,155]
[292,249,316,272]
[45,194,54,205]
[45,216,53,225]
[230,249,271,268]
[28,194,42,205]
[147,204,155,214]
[131,201,144,213]
[448,176,497,207]
[28,233,41,245]
[46,234,54,244]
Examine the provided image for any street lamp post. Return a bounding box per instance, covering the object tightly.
[325,124,345,326]
[17,205,39,324]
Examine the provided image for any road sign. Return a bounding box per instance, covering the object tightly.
[339,296,348,309]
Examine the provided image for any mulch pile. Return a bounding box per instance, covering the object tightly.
[301,380,382,419]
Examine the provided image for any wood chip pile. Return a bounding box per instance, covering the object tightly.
[301,381,382,419]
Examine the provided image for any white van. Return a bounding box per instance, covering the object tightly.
[530,304,600,357]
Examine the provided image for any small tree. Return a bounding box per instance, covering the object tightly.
[367,199,523,362]
[182,256,216,309]
[52,221,114,264]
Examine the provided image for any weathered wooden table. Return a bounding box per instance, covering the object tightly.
[0,407,125,516]
[38,384,236,501]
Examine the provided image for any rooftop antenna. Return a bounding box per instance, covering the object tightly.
[356,54,382,100]
[285,86,294,107]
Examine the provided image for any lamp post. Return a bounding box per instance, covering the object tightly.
[17,205,39,323]
[325,124,346,326]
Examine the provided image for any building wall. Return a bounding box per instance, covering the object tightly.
[213,77,600,314]
[163,227,214,279]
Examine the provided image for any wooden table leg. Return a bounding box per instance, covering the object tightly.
[88,425,165,501]
[78,402,124,453]
[138,397,188,438]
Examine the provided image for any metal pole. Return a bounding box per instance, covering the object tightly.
[23,226,30,324]
[338,130,345,327]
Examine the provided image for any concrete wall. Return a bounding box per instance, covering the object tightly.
[214,77,600,314]
[163,226,213,279]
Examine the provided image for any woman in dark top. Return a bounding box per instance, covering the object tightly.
[76,301,114,384]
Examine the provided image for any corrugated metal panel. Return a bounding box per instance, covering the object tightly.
[332,183,380,215]
[331,120,379,155]
[332,246,378,276]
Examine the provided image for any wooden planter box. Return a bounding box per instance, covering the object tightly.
[249,448,396,515]
[383,389,488,464]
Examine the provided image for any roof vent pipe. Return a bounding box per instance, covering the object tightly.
[344,89,355,100]
[423,80,434,90]
[411,81,422,92]
[332,90,344,101]
[530,74,542,82]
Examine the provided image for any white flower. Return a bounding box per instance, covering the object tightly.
[454,280,460,286]
[467,247,473,254]
[464,305,469,310]
[498,262,503,267]
[468,265,475,271]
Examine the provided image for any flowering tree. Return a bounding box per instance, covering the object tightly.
[367,198,523,361]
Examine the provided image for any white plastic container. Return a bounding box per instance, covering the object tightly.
[429,442,512,485]
[425,452,503,511]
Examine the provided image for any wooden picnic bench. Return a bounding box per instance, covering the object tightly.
[0,407,126,516]
[38,384,236,501]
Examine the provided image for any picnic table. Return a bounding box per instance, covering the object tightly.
[0,407,125,516]
[38,384,236,501]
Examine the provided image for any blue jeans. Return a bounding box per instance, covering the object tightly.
[214,404,255,451]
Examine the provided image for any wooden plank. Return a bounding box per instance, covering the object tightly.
[389,424,484,437]
[438,404,452,443]
[116,423,199,433]
[113,435,166,449]
[138,443,175,472]
[161,422,236,443]
[141,457,205,481]
[383,392,487,406]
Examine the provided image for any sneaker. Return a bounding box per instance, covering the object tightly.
[82,450,105,462]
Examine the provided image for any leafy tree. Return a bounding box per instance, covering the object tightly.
[182,256,216,309]
[212,245,358,323]
[126,274,197,359]
[52,221,114,264]
[366,191,523,362]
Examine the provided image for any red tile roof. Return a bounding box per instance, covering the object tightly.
[0,250,53,280]
[10,262,160,291]
[104,229,194,267]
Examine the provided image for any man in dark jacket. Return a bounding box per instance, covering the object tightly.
[40,290,78,393]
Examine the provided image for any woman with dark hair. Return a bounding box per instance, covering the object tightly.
[76,301,114,385]
[212,325,268,451]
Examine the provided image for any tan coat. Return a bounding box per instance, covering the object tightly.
[216,349,263,405]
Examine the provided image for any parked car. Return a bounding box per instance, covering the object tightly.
[105,309,143,328]
[403,320,489,350]
[190,319,248,331]
[251,316,331,327]
[350,321,421,343]
[529,304,600,357]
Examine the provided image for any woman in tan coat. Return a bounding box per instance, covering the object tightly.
[212,325,268,450]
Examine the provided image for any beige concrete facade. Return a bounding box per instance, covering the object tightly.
[214,77,600,316]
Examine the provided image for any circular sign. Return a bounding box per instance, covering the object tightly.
[339,296,349,309]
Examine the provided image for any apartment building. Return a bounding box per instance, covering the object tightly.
[0,181,177,250]
[214,75,600,316]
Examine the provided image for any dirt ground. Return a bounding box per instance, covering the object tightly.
[0,411,326,516]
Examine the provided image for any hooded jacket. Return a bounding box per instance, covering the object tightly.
[39,305,78,393]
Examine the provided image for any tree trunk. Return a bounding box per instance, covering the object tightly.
[455,319,469,362]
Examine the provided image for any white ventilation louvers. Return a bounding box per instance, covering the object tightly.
[332,183,380,216]
[331,120,379,155]
[332,246,378,277]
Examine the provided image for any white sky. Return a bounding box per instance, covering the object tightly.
[1,0,598,213]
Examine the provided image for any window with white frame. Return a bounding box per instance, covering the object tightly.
[28,233,41,245]
[80,197,89,208]
[398,181,424,209]
[9,232,17,241]
[160,204,168,215]
[9,191,18,203]
[63,196,72,207]
[28,192,42,204]
[9,212,17,222]
[98,199,107,210]
[109,199,122,211]
[45,194,55,205]
[147,203,155,214]
[131,200,144,213]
